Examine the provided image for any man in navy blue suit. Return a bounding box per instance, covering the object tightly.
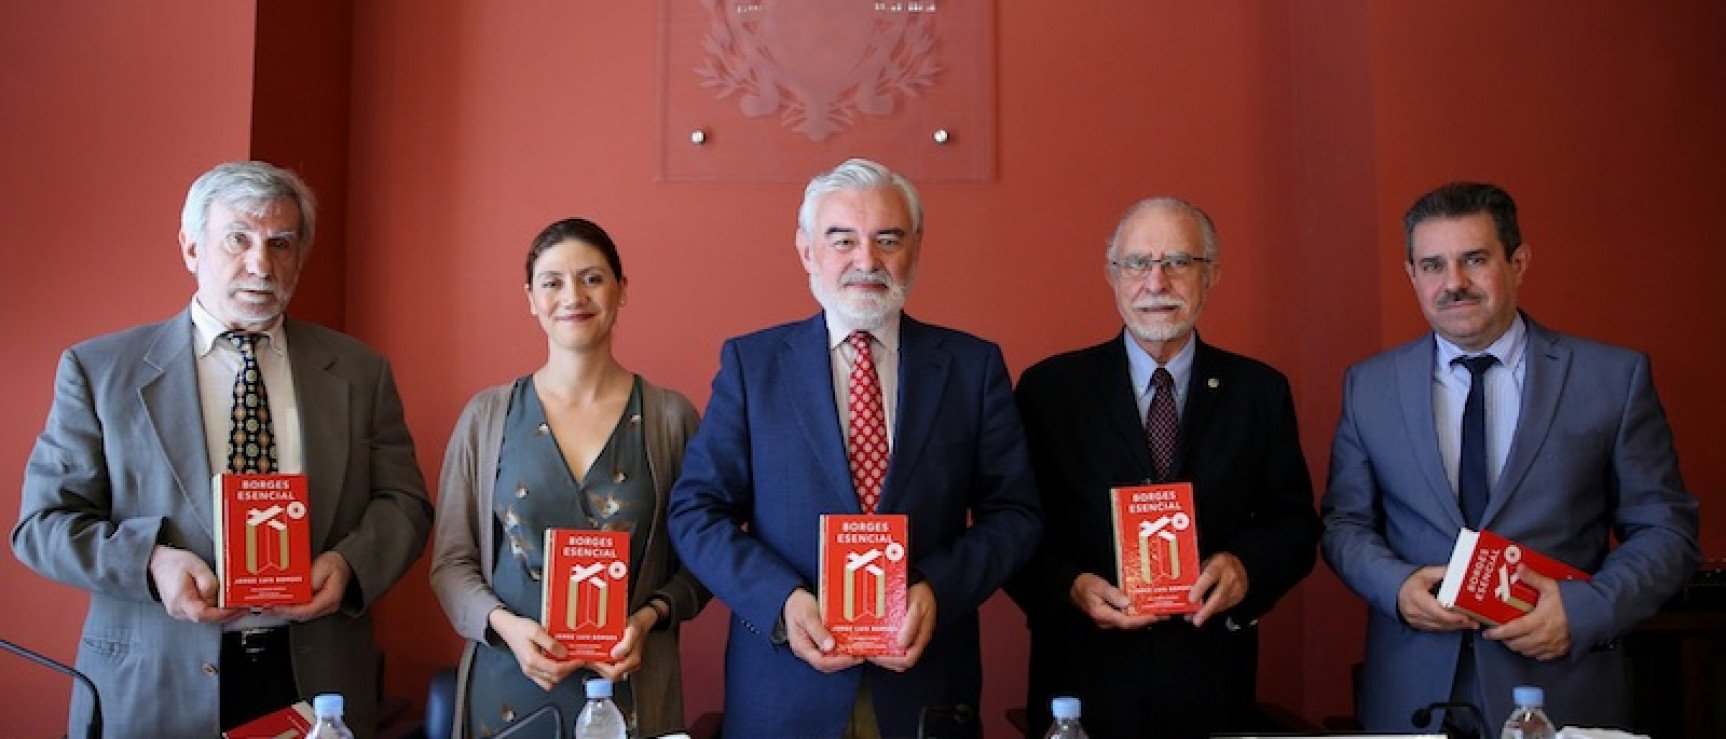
[668,158,1042,738]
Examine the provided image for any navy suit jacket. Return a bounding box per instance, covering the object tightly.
[1322,316,1699,730]
[1007,335,1319,738]
[668,313,1042,738]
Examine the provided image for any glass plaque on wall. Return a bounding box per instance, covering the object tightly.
[659,0,996,182]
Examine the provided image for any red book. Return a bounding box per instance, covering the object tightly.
[818,514,909,656]
[223,700,313,738]
[541,529,630,662]
[1110,483,1201,615]
[1437,528,1592,626]
[212,473,313,608]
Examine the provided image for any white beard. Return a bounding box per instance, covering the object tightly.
[809,271,912,330]
[1124,297,1198,343]
[1127,317,1196,343]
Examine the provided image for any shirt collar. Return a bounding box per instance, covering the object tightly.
[824,312,901,356]
[1124,330,1198,398]
[1434,313,1526,373]
[190,299,289,358]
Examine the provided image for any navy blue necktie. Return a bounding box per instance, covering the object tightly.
[1455,354,1498,528]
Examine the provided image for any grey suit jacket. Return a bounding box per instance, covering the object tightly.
[12,309,433,739]
[1322,316,1698,730]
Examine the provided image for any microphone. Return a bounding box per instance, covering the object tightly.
[916,702,975,739]
[1412,700,1486,739]
[0,638,103,739]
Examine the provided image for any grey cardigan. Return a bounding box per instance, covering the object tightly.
[429,377,709,738]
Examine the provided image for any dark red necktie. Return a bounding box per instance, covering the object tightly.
[847,331,888,513]
[1146,367,1177,480]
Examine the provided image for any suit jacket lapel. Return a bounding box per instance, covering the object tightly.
[1175,339,1224,480]
[1397,336,1465,529]
[880,316,950,512]
[1487,319,1568,527]
[1097,338,1155,479]
[139,313,215,543]
[780,314,860,513]
[286,321,349,551]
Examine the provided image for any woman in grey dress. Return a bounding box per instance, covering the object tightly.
[430,218,709,738]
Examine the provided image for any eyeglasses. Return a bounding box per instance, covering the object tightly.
[1109,254,1214,279]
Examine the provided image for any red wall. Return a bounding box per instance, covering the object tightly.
[2,2,1720,735]
[0,3,258,735]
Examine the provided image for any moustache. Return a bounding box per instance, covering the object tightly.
[841,270,893,288]
[1437,289,1482,307]
[1132,297,1188,311]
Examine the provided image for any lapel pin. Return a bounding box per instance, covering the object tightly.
[1207,378,1220,389]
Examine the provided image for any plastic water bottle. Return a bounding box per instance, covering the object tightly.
[575,678,628,739]
[1500,685,1557,739]
[304,693,356,739]
[1043,696,1090,739]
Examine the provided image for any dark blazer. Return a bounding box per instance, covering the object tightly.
[1007,334,1319,739]
[668,313,1042,738]
[1322,316,1699,730]
[12,310,433,738]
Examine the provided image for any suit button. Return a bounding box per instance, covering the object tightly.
[202,663,218,676]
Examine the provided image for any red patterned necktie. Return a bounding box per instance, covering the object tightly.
[224,331,278,474]
[846,331,889,513]
[1146,367,1177,480]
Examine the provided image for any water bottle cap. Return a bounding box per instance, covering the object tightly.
[1050,696,1081,719]
[312,693,344,717]
[1513,685,1544,707]
[585,678,614,699]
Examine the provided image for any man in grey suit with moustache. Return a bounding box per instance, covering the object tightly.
[1322,181,1698,732]
[13,161,432,738]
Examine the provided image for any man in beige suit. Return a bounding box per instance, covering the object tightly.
[13,160,433,738]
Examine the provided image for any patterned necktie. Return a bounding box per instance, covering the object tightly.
[846,331,888,514]
[1455,353,1498,528]
[225,331,278,474]
[1146,367,1178,480]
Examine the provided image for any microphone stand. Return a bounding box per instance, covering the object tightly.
[0,638,103,739]
[1412,700,1487,739]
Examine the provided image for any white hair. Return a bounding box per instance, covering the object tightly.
[180,160,316,246]
[1107,196,1218,261]
[797,158,922,236]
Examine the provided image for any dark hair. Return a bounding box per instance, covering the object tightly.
[1402,182,1522,261]
[524,218,624,284]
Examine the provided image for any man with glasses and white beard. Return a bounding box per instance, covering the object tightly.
[1008,197,1320,738]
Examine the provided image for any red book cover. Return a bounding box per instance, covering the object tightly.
[1437,528,1592,626]
[818,514,909,656]
[1110,483,1201,615]
[223,700,313,738]
[212,473,313,608]
[541,529,630,662]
